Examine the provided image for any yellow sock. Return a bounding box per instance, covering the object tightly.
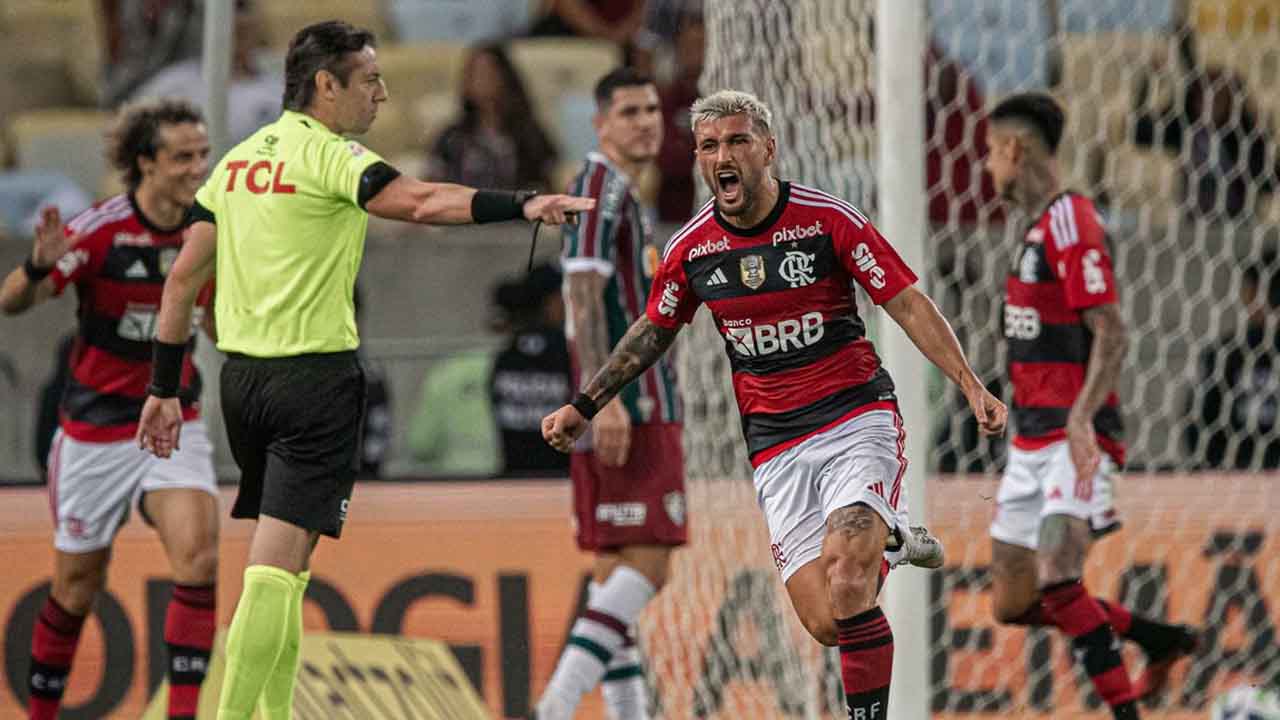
[259,570,309,720]
[215,565,296,720]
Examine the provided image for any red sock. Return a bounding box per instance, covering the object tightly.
[836,606,893,720]
[165,584,216,720]
[28,597,86,720]
[1042,580,1138,719]
[1006,598,1133,635]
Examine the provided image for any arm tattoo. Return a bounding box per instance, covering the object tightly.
[1075,304,1128,420]
[581,316,678,407]
[567,272,611,382]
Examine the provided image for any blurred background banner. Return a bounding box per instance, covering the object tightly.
[1,476,1275,719]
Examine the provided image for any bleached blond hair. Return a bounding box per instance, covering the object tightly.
[690,89,774,136]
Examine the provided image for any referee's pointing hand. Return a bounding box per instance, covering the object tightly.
[524,195,596,225]
[137,395,183,458]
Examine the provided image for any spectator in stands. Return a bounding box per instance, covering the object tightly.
[1184,253,1280,470]
[424,44,558,191]
[100,0,203,106]
[127,0,280,146]
[655,10,704,222]
[489,262,572,477]
[1133,64,1280,220]
[528,0,645,47]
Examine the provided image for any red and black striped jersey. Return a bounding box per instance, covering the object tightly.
[1004,191,1125,464]
[48,193,209,442]
[645,181,916,466]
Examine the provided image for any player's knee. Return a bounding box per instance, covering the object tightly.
[53,565,107,615]
[174,543,219,585]
[826,554,878,613]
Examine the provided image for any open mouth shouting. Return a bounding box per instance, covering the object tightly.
[716,167,742,206]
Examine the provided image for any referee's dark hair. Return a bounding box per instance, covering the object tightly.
[594,67,655,110]
[107,98,206,190]
[988,92,1066,154]
[283,20,377,112]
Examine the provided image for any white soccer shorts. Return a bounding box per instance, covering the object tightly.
[989,440,1117,550]
[46,419,218,553]
[754,408,911,583]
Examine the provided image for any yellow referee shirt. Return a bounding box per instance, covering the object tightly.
[194,110,386,357]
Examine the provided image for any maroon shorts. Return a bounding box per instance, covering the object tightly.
[571,422,688,551]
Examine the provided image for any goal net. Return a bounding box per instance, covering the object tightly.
[637,1,1280,718]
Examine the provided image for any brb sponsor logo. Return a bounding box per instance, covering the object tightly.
[687,236,730,260]
[657,281,681,317]
[1004,304,1041,340]
[771,219,823,246]
[725,311,823,357]
[597,502,647,526]
[852,242,886,289]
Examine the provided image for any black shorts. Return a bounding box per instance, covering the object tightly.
[220,351,366,538]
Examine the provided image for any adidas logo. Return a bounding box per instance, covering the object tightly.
[706,267,728,287]
[124,260,149,278]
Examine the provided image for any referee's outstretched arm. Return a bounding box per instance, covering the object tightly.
[364,175,594,227]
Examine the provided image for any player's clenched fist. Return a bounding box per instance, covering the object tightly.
[542,404,589,453]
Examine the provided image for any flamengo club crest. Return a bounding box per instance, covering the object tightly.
[740,254,766,290]
[779,250,816,288]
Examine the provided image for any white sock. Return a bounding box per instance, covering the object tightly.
[537,567,656,718]
[602,642,649,720]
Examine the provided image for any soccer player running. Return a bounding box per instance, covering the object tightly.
[532,68,682,720]
[544,89,1005,720]
[135,21,592,720]
[0,99,219,720]
[982,93,1197,720]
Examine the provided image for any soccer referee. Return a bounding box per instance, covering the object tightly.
[136,21,592,719]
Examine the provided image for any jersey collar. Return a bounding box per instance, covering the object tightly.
[713,179,790,237]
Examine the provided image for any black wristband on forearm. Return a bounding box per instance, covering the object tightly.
[148,341,186,398]
[22,256,52,283]
[571,392,599,421]
[471,189,537,224]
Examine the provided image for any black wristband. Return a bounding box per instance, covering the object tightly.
[571,392,599,421]
[471,189,537,224]
[22,256,52,283]
[148,341,187,398]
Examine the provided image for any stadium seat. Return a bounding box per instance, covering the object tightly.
[1193,33,1280,123]
[385,0,537,43]
[376,42,469,104]
[1192,0,1280,35]
[1099,144,1182,225]
[257,2,389,49]
[507,38,621,145]
[0,1,102,107]
[1059,32,1179,146]
[9,110,112,201]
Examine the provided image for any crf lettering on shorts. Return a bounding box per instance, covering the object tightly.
[596,502,647,527]
[725,311,824,357]
[851,242,886,289]
[771,219,824,246]
[657,281,681,317]
[1003,305,1041,340]
[852,703,882,720]
[224,160,297,194]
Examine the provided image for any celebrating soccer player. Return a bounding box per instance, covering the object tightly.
[0,99,220,720]
[532,68,681,720]
[543,89,1005,719]
[135,20,592,720]
[982,92,1198,720]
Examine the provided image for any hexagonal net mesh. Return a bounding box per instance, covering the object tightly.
[633,1,1280,718]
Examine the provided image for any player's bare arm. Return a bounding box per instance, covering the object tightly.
[0,207,74,315]
[364,175,595,225]
[568,270,633,466]
[543,315,679,453]
[1066,302,1128,480]
[882,285,1007,435]
[137,221,217,458]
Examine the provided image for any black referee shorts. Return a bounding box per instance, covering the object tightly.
[220,351,366,538]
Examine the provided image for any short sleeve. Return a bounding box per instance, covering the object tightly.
[644,245,701,328]
[832,214,917,305]
[315,138,387,206]
[47,226,109,296]
[1046,197,1118,310]
[562,167,620,276]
